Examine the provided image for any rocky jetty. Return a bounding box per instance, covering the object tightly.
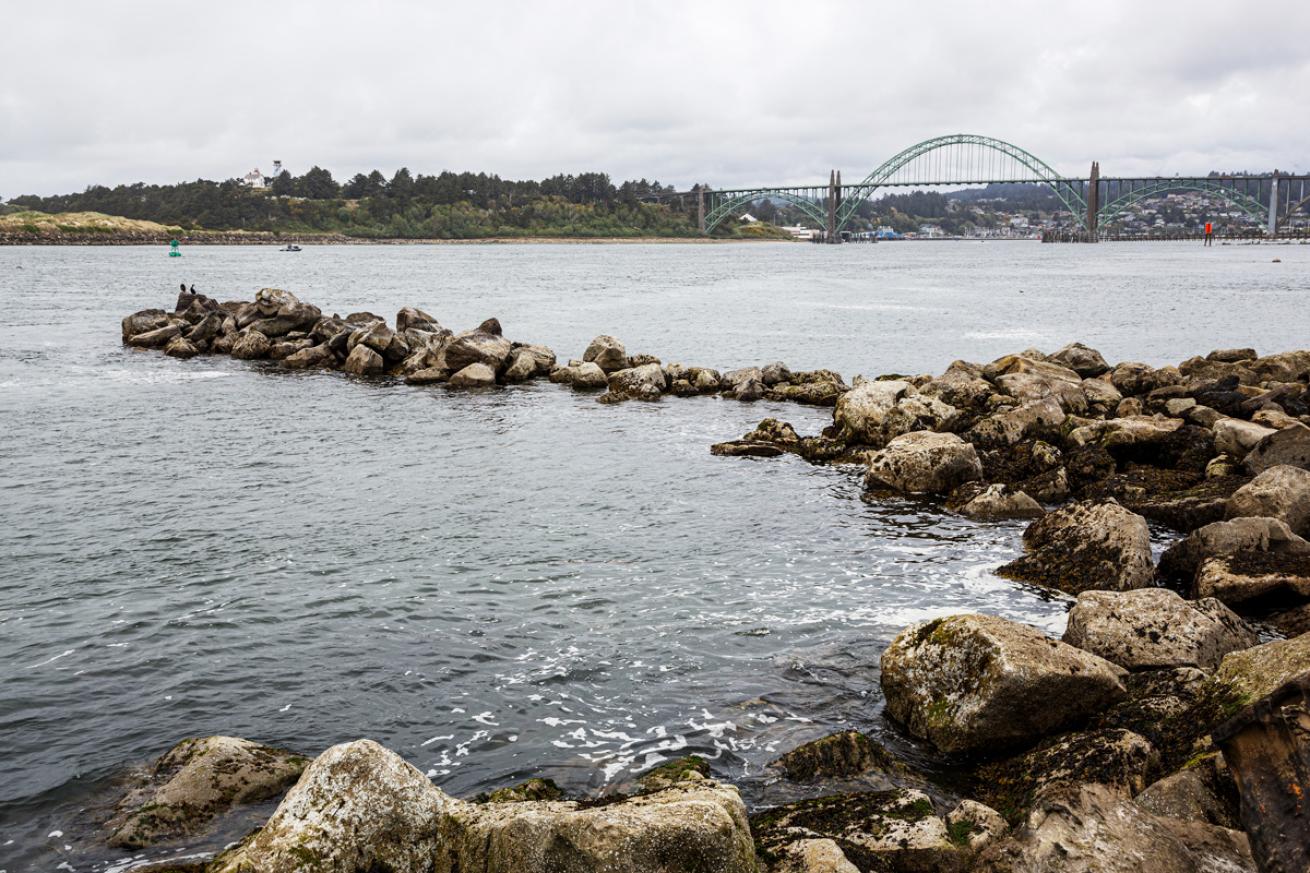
[115,304,1310,870]
[123,289,851,408]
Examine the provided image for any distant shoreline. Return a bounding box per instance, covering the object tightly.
[0,234,783,246]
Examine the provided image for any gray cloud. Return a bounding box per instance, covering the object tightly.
[3,0,1307,197]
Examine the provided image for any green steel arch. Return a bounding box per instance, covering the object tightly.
[836,133,1088,230]
[703,189,827,233]
[1097,179,1267,224]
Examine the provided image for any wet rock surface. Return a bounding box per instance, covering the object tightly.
[880,614,1126,755]
[997,500,1153,595]
[106,736,306,849]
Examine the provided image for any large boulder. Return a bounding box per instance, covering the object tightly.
[448,362,497,388]
[1046,342,1110,378]
[835,379,959,447]
[512,343,556,376]
[1213,418,1277,458]
[211,739,452,873]
[1244,424,1310,473]
[864,431,983,495]
[1225,465,1310,535]
[1211,633,1310,707]
[163,336,200,358]
[248,288,321,336]
[599,363,668,403]
[445,329,513,374]
[127,323,182,349]
[230,329,271,360]
[971,783,1254,873]
[1067,415,1182,450]
[752,788,967,873]
[1062,588,1257,671]
[583,335,630,373]
[570,361,609,390]
[396,306,442,333]
[214,739,756,873]
[341,343,384,376]
[992,358,1088,413]
[1193,551,1310,607]
[107,736,306,849]
[966,397,1066,448]
[501,349,538,383]
[978,729,1159,816]
[1157,516,1310,589]
[880,613,1126,754]
[281,343,336,370]
[122,308,171,342]
[998,500,1154,595]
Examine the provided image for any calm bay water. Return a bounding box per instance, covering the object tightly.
[2,240,1308,871]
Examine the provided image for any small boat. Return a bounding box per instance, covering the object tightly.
[280,244,302,252]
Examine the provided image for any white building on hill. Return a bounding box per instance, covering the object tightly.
[242,168,266,189]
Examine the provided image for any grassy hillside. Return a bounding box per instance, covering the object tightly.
[0,210,186,237]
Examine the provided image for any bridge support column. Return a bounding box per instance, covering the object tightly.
[1086,161,1100,239]
[696,186,706,235]
[826,170,842,243]
[1268,172,1280,236]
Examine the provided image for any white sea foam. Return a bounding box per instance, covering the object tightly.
[28,649,74,669]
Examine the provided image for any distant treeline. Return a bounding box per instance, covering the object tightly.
[7,167,706,239]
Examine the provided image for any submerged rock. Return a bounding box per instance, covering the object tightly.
[997,500,1153,595]
[1062,588,1257,672]
[864,430,983,495]
[880,614,1126,755]
[107,736,306,849]
[769,730,896,782]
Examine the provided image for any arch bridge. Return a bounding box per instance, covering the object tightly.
[686,134,1306,239]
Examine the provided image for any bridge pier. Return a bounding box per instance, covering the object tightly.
[696,186,705,235]
[1086,161,1100,239]
[1268,172,1279,236]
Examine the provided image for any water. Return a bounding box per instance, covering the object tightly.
[2,240,1308,871]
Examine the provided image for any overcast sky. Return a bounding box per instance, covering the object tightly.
[3,1,1307,197]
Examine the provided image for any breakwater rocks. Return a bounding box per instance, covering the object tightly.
[115,296,1310,870]
[122,288,849,406]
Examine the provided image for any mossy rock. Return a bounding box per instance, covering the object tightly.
[637,755,710,792]
[481,777,564,803]
[770,729,900,782]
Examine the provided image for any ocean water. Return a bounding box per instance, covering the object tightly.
[2,239,1307,871]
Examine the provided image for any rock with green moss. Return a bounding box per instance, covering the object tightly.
[751,788,966,873]
[769,730,897,782]
[996,499,1153,594]
[106,736,307,849]
[945,799,1008,852]
[637,755,711,792]
[1211,633,1310,706]
[971,782,1255,873]
[484,777,563,803]
[880,614,1127,755]
[214,739,755,873]
[1155,515,1310,589]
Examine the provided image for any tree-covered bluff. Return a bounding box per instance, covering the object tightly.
[6,168,718,240]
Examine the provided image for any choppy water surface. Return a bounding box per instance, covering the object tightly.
[2,240,1308,871]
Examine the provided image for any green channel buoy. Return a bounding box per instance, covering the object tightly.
[168,239,182,257]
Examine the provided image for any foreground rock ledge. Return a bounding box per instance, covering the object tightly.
[212,739,756,873]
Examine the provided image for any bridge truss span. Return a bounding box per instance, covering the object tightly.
[690,134,1308,237]
[834,133,1087,230]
